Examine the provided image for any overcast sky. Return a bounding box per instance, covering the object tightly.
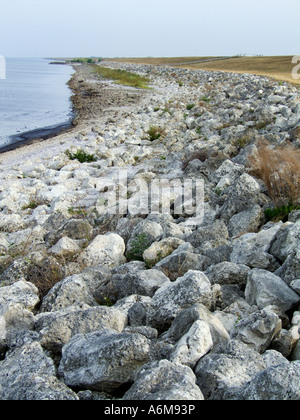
[0,0,299,57]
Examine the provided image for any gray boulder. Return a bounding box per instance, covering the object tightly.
[0,374,79,400]
[271,327,300,358]
[217,173,269,222]
[239,361,300,400]
[170,320,213,368]
[205,262,250,289]
[124,359,204,400]
[231,310,282,353]
[275,249,300,285]
[79,233,126,268]
[227,204,265,237]
[0,342,78,400]
[230,223,282,270]
[195,340,266,400]
[147,270,213,332]
[143,237,185,267]
[40,274,98,312]
[154,243,210,281]
[270,221,300,262]
[109,267,170,300]
[58,329,151,393]
[166,303,230,347]
[0,303,35,354]
[0,280,40,311]
[245,269,300,312]
[44,218,93,247]
[35,305,127,352]
[186,220,229,251]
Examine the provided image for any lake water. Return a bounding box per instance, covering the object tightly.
[0,57,74,150]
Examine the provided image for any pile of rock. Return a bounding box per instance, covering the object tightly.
[0,62,299,400]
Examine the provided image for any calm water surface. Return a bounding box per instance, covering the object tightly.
[0,57,74,149]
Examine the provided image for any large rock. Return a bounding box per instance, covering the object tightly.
[0,373,78,400]
[0,342,78,400]
[186,220,229,251]
[109,267,170,300]
[170,320,213,368]
[231,310,282,353]
[270,221,300,262]
[227,204,265,237]
[40,274,98,312]
[0,214,24,233]
[245,269,300,312]
[0,280,40,311]
[230,222,282,270]
[238,361,300,400]
[79,233,126,268]
[166,303,230,347]
[147,270,213,332]
[275,249,300,285]
[124,359,204,400]
[45,218,93,247]
[217,173,269,222]
[143,237,185,267]
[154,243,210,281]
[0,303,35,355]
[58,330,151,393]
[35,305,127,352]
[195,340,266,400]
[48,237,81,259]
[205,262,250,289]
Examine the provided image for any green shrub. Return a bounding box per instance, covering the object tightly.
[65,149,98,163]
[265,205,300,222]
[147,126,166,141]
[186,103,195,110]
[126,233,151,261]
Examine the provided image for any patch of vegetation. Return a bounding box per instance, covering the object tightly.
[146,126,166,141]
[22,200,43,211]
[126,233,151,261]
[186,103,195,110]
[65,149,98,163]
[26,256,65,300]
[69,57,102,63]
[93,66,150,89]
[264,205,300,222]
[199,96,211,103]
[248,141,300,208]
[68,206,89,218]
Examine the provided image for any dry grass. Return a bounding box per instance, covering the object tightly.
[105,56,300,85]
[248,141,300,207]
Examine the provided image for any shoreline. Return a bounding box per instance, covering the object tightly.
[0,63,146,155]
[0,120,75,154]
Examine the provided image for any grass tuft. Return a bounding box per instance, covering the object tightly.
[65,149,98,163]
[93,66,150,89]
[248,140,300,207]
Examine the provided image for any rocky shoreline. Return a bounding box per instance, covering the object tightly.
[0,62,300,400]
